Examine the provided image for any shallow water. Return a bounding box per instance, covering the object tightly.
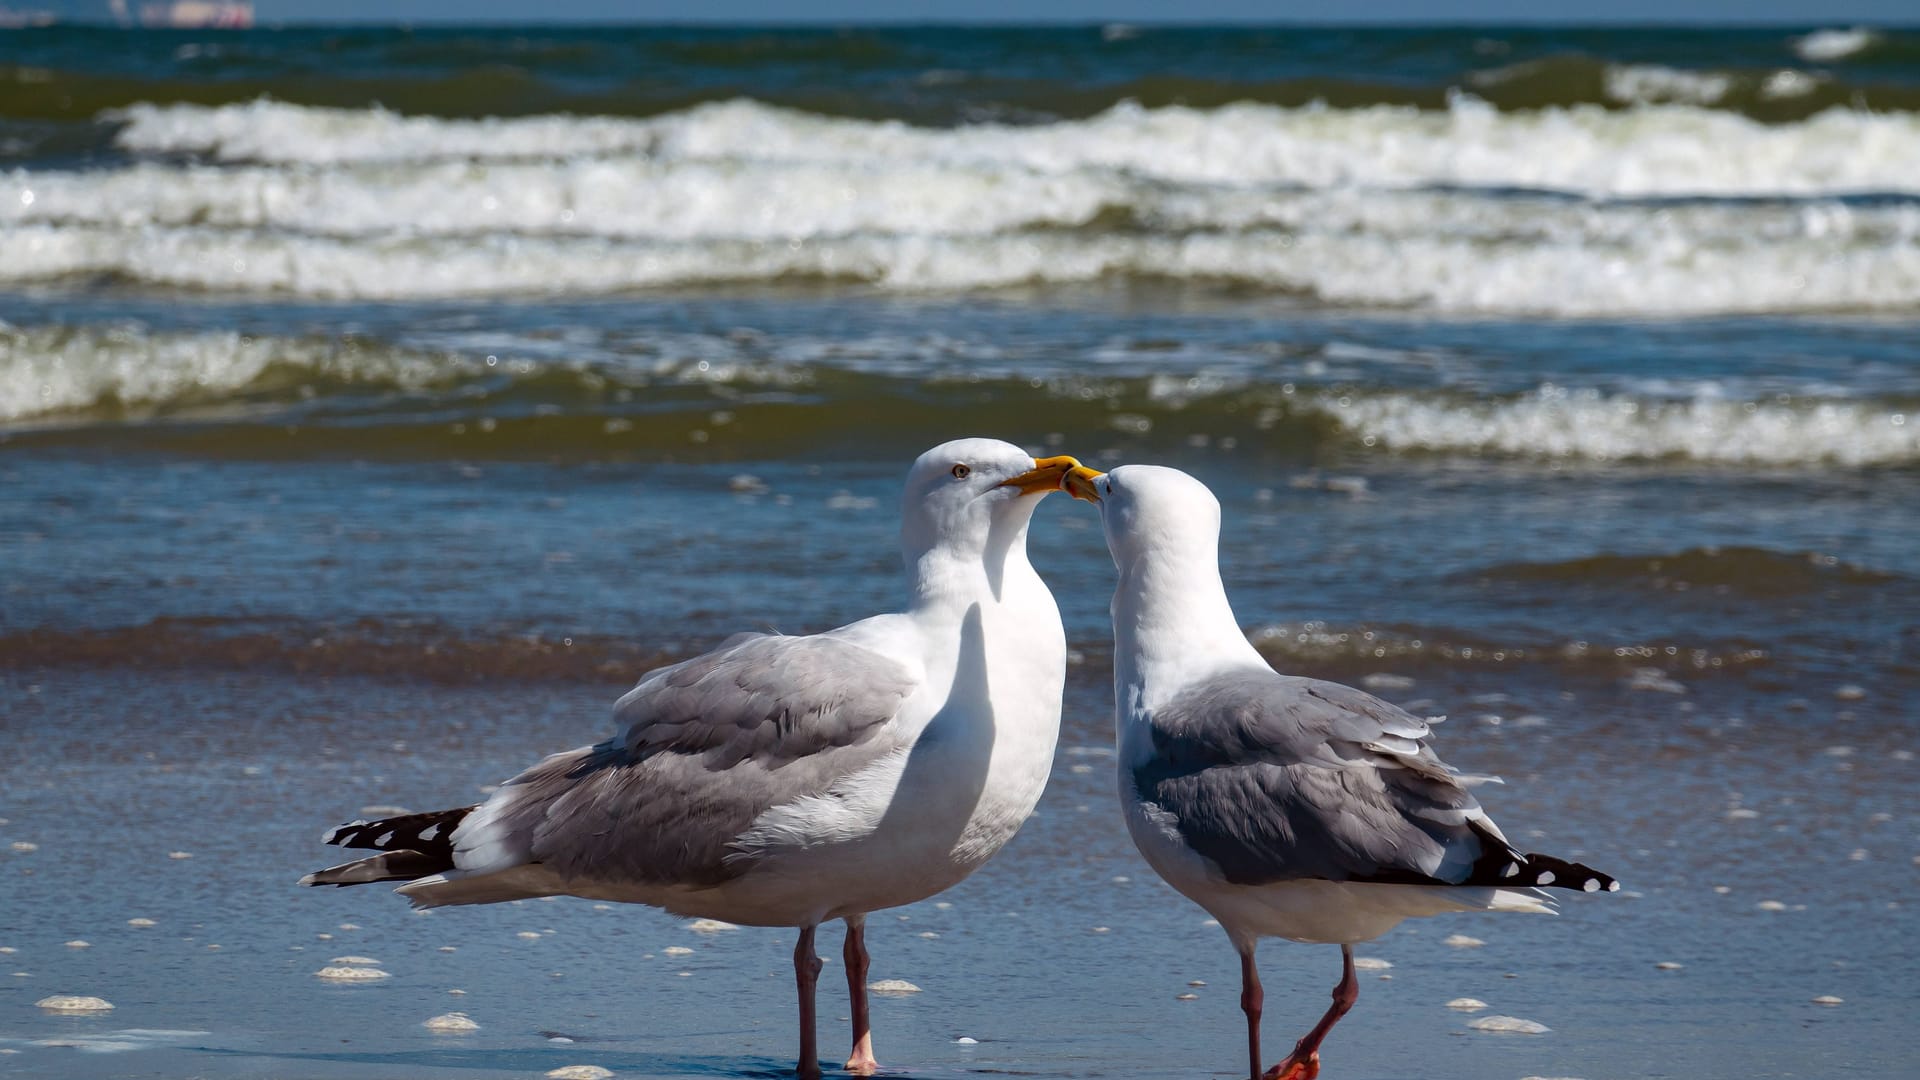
[3,21,1920,1080]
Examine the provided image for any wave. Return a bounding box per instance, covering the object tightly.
[1462,546,1900,596]
[1322,387,1920,467]
[5,325,1916,469]
[1247,620,1772,683]
[3,213,1916,316]
[0,616,679,685]
[107,98,1920,198]
[1793,28,1880,62]
[0,613,1775,687]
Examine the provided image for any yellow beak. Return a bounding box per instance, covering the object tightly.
[997,455,1083,496]
[1061,465,1104,503]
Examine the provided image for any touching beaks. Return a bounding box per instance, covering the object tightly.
[998,455,1083,496]
[1061,465,1104,503]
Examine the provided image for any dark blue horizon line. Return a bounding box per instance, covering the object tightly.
[23,18,1920,30]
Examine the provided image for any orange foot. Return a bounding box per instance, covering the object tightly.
[1261,1051,1320,1080]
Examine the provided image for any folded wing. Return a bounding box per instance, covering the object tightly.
[1135,668,1613,892]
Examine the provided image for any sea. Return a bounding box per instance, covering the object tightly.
[0,21,1916,1080]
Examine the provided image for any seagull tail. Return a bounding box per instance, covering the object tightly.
[1463,819,1621,894]
[1507,850,1621,894]
[299,806,475,888]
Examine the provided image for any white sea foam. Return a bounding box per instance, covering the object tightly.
[1793,28,1878,62]
[1604,65,1731,107]
[109,97,1920,197]
[0,323,470,424]
[3,214,1916,315]
[1315,387,1920,467]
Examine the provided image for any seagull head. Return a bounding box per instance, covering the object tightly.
[898,438,1082,564]
[1062,463,1222,573]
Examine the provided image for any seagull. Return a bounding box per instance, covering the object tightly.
[302,438,1083,1079]
[1061,463,1617,1080]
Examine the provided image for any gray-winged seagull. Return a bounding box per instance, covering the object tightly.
[303,438,1083,1078]
[1061,463,1617,1080]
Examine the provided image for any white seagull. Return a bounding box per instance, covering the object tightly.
[303,438,1082,1079]
[1062,463,1617,1080]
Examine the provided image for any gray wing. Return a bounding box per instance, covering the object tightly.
[1135,668,1515,888]
[463,633,917,886]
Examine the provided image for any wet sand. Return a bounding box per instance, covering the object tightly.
[2,637,1915,1079]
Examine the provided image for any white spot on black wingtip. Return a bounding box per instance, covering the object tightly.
[297,873,319,887]
[420,824,440,841]
[1607,880,1621,892]
[375,831,394,847]
[1501,863,1519,878]
[1536,870,1556,885]
[1583,878,1602,892]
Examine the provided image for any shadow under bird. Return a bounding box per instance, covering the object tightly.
[303,438,1083,1079]
[1061,463,1618,1080]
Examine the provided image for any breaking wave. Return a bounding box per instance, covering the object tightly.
[4,325,1916,468]
[2,98,1914,314]
[107,97,1920,197]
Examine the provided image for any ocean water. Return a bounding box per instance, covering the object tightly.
[2,22,1918,1080]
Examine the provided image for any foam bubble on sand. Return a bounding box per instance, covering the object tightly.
[314,966,389,981]
[1812,995,1844,1005]
[868,979,922,994]
[423,1012,479,1032]
[64,940,90,949]
[437,946,457,953]
[9,842,36,853]
[1446,998,1488,1011]
[1757,900,1789,912]
[662,946,693,956]
[167,851,192,860]
[0,947,14,953]
[126,919,155,928]
[330,956,378,964]
[545,1067,614,1080]
[1469,1015,1550,1034]
[1443,934,1486,948]
[1177,992,1198,1000]
[1353,957,1393,970]
[685,919,737,933]
[516,931,542,940]
[36,995,113,1012]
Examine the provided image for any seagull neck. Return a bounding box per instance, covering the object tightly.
[905,508,1039,614]
[1111,547,1264,706]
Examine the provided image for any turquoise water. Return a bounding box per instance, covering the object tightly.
[2,22,1918,1080]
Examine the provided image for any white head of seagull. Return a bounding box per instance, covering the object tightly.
[1075,464,1268,700]
[898,437,1076,602]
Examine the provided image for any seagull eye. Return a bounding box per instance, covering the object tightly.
[950,464,971,480]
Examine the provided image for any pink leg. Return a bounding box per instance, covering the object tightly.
[1240,946,1264,1080]
[843,915,878,1074]
[794,926,824,1080]
[1262,945,1359,1080]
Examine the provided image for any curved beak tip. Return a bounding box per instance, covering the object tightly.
[1061,464,1105,503]
[998,454,1082,497]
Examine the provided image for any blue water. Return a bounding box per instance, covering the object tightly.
[2,21,1918,1080]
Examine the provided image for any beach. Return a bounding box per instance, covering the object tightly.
[2,22,1918,1080]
